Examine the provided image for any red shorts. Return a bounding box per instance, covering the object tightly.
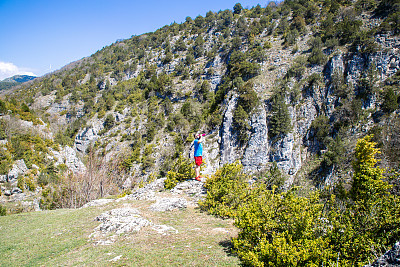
[195,156,203,166]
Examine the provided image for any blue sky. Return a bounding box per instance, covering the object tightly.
[0,0,273,80]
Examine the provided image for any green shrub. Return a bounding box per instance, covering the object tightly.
[199,161,249,218]
[233,189,339,266]
[286,56,306,79]
[382,86,398,113]
[0,205,6,216]
[164,153,195,189]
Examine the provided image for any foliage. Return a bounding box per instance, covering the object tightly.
[286,56,306,79]
[258,161,285,190]
[199,161,249,218]
[229,51,260,81]
[233,104,251,145]
[227,135,400,266]
[310,115,331,148]
[307,37,326,65]
[233,188,339,266]
[233,3,243,14]
[164,153,195,189]
[382,86,398,113]
[0,205,6,216]
[269,92,292,139]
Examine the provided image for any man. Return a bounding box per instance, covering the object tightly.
[193,132,205,181]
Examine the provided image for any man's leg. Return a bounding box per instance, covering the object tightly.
[195,165,200,178]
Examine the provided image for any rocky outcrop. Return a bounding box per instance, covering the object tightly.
[242,105,269,172]
[75,122,103,153]
[93,207,151,235]
[7,159,28,182]
[51,146,86,173]
[149,197,188,212]
[220,93,240,165]
[170,180,206,201]
[364,241,400,267]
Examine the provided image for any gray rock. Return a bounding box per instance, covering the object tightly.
[220,93,240,165]
[3,190,11,196]
[11,187,23,194]
[52,146,86,173]
[242,105,269,172]
[152,224,178,235]
[0,175,7,183]
[81,198,115,208]
[171,180,206,201]
[364,241,400,267]
[94,207,152,234]
[269,132,301,177]
[150,197,188,212]
[7,159,28,182]
[75,121,103,153]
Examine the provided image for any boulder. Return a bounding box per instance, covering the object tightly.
[150,197,187,212]
[7,159,28,182]
[94,207,151,235]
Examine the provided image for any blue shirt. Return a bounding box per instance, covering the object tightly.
[194,139,203,157]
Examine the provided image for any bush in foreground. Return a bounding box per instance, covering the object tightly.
[201,136,400,266]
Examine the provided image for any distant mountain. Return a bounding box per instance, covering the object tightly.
[0,75,36,91]
[1,74,36,83]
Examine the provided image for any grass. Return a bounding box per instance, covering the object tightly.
[0,194,240,266]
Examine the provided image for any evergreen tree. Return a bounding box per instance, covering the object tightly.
[233,3,243,14]
[382,86,398,113]
[269,93,292,138]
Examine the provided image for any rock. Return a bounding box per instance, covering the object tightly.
[144,178,166,192]
[7,159,28,182]
[269,132,301,178]
[4,190,11,196]
[150,197,187,212]
[152,224,178,235]
[220,93,240,165]
[121,188,156,201]
[0,175,7,183]
[364,241,400,267]
[94,207,152,235]
[81,198,115,208]
[75,121,103,153]
[11,187,23,194]
[52,146,86,173]
[171,180,206,201]
[242,105,269,172]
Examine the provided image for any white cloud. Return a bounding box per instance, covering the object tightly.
[0,61,36,81]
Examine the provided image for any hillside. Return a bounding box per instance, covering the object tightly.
[1,0,400,265]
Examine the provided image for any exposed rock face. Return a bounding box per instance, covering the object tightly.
[269,132,301,177]
[364,241,400,267]
[51,146,86,173]
[220,93,240,165]
[75,123,102,153]
[242,105,269,172]
[7,159,28,182]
